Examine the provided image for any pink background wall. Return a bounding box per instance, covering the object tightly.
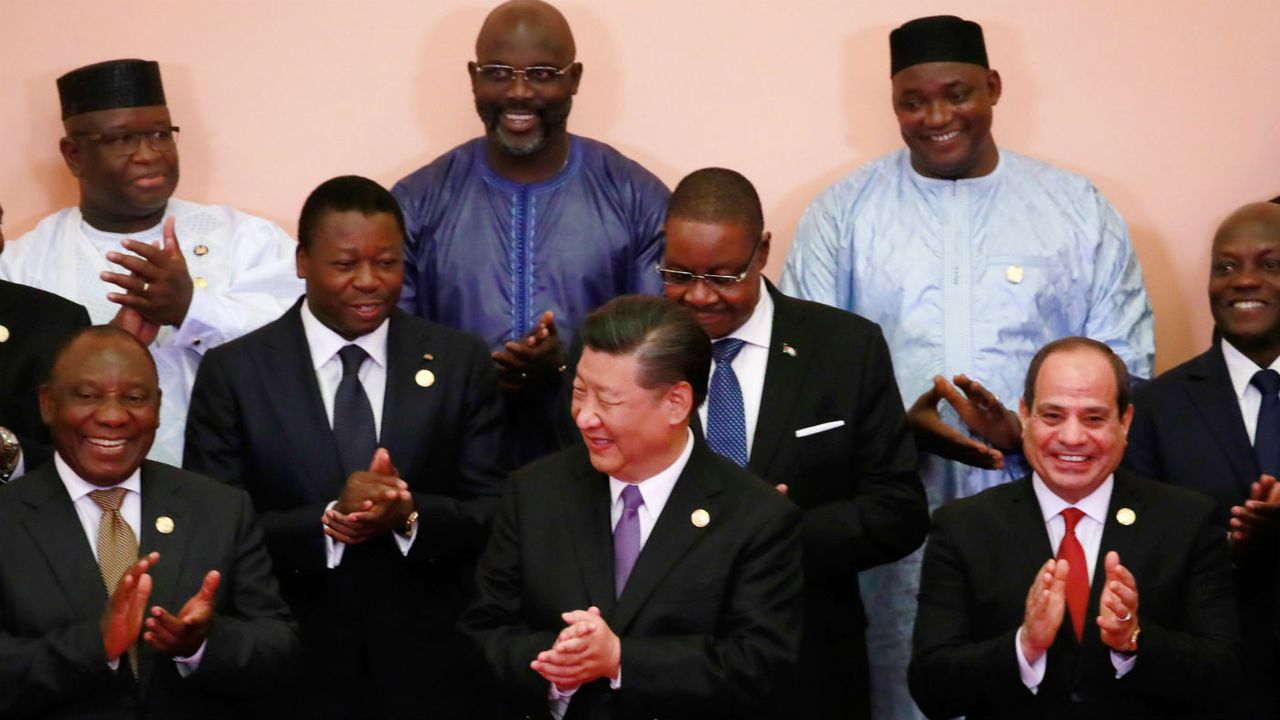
[2,1,1277,371]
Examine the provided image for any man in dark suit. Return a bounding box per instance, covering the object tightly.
[910,337,1240,720]
[0,325,298,718]
[184,176,506,719]
[462,295,802,720]
[0,201,92,479]
[654,167,926,718]
[1124,201,1280,716]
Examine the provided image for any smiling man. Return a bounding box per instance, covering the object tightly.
[910,337,1239,720]
[0,326,298,718]
[184,176,506,719]
[779,16,1154,717]
[462,295,802,720]
[0,59,302,466]
[391,0,669,466]
[1124,201,1280,716]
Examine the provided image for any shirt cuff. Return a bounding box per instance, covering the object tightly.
[1015,627,1047,693]
[324,501,345,568]
[610,666,622,689]
[167,290,223,352]
[393,521,416,556]
[173,640,208,677]
[1110,649,1137,678]
[548,683,577,720]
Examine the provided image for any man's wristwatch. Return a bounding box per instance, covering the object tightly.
[398,510,419,537]
[0,427,20,483]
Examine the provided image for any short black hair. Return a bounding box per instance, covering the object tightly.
[297,175,405,249]
[580,295,710,407]
[667,167,764,240]
[49,325,157,384]
[1022,337,1131,414]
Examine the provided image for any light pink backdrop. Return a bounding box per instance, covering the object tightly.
[2,1,1278,371]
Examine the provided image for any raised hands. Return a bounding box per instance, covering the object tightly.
[324,448,415,544]
[531,606,621,691]
[1229,474,1280,555]
[101,552,160,661]
[1096,551,1140,653]
[1019,558,1069,664]
[909,374,1021,469]
[492,310,565,392]
[145,570,220,658]
[102,216,194,328]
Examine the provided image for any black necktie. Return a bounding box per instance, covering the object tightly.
[333,344,377,476]
[1251,369,1280,476]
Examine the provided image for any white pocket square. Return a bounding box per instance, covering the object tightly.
[794,420,845,438]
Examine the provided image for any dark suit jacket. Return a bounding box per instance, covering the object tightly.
[184,300,506,718]
[461,441,803,720]
[1124,343,1280,716]
[0,460,299,719]
[741,282,926,718]
[909,472,1240,720]
[0,280,90,472]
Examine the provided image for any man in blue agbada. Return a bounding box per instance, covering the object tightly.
[780,15,1154,720]
[392,0,668,465]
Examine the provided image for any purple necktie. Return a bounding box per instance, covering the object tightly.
[614,484,644,597]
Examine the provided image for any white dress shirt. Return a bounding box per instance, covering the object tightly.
[549,429,695,719]
[298,302,414,566]
[1015,474,1135,690]
[697,278,773,456]
[1221,338,1280,445]
[54,454,203,674]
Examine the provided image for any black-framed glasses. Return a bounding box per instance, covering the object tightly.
[67,127,180,157]
[471,62,575,85]
[655,234,765,287]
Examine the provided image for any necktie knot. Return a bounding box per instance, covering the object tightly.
[89,487,128,512]
[620,484,644,512]
[338,344,369,377]
[712,338,746,364]
[1252,369,1280,396]
[1061,506,1084,533]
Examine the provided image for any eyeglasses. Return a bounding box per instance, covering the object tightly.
[655,235,765,287]
[68,127,180,157]
[471,63,575,85]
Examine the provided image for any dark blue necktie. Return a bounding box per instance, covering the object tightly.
[333,344,377,476]
[706,338,748,466]
[1251,369,1280,477]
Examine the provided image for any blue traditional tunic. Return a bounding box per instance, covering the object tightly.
[392,135,669,462]
[781,146,1154,720]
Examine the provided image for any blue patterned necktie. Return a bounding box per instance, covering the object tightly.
[614,484,644,597]
[1251,369,1280,477]
[333,344,377,476]
[706,338,748,466]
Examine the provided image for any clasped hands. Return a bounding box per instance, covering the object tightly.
[493,310,565,393]
[531,606,622,691]
[323,448,415,544]
[106,217,194,344]
[1229,474,1280,559]
[908,374,1022,470]
[101,551,222,662]
[1020,551,1138,664]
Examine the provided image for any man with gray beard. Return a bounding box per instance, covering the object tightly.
[392,0,669,466]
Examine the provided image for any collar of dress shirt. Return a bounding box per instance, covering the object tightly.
[721,277,774,350]
[1221,337,1280,401]
[299,298,390,372]
[609,428,695,519]
[1031,472,1114,527]
[54,452,142,502]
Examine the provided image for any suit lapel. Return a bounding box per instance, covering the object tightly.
[19,465,107,619]
[611,444,724,633]
[137,463,191,696]
[748,284,812,478]
[1183,347,1257,495]
[563,457,617,615]
[256,302,346,500]
[377,310,441,473]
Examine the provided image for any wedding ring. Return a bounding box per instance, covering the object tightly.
[142,281,151,293]
[1118,611,1133,623]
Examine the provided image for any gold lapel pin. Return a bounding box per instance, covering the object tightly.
[193,244,209,256]
[690,509,710,528]
[415,369,436,388]
[155,516,175,534]
[1006,265,1025,284]
[1116,507,1136,526]
[0,325,9,343]
[781,343,797,357]
[193,276,208,289]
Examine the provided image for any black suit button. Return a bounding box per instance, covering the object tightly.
[1070,690,1085,703]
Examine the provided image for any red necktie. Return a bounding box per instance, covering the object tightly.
[1057,508,1089,642]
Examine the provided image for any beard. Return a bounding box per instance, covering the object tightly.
[475,97,572,157]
